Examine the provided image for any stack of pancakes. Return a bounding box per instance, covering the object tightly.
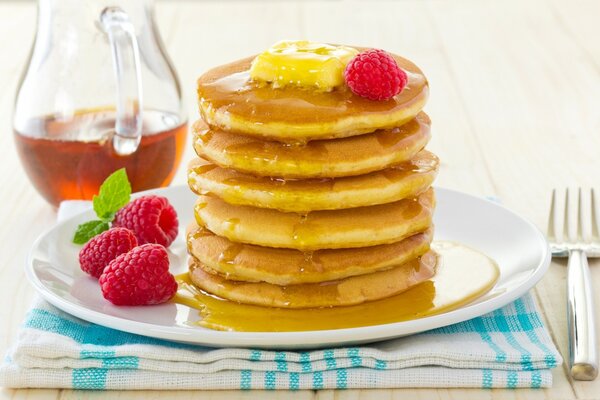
[186,49,439,309]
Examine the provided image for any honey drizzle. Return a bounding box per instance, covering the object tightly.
[189,152,437,198]
[194,115,430,165]
[291,213,310,247]
[222,218,240,233]
[218,243,244,266]
[300,251,324,273]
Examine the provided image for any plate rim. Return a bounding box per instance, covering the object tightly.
[25,185,551,348]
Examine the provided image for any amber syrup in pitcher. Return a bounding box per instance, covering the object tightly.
[14,109,187,207]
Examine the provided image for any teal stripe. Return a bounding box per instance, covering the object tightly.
[347,348,359,358]
[482,369,493,388]
[431,295,556,369]
[300,352,312,372]
[289,372,300,390]
[264,371,276,390]
[474,318,507,362]
[491,308,533,370]
[80,349,139,369]
[72,368,108,389]
[531,370,542,388]
[102,356,139,369]
[240,370,252,390]
[26,309,191,349]
[507,370,518,388]
[312,371,324,389]
[514,298,557,368]
[544,353,557,368]
[324,350,337,370]
[275,352,288,372]
[434,317,507,362]
[350,356,361,367]
[427,295,543,335]
[249,350,261,361]
[26,309,85,342]
[336,369,348,389]
[347,348,362,367]
[375,360,387,370]
[80,349,115,359]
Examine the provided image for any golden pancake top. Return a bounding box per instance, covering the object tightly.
[197,47,429,141]
[192,113,431,178]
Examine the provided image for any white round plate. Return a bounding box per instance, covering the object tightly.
[26,186,550,349]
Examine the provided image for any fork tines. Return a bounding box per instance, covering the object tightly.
[548,188,600,252]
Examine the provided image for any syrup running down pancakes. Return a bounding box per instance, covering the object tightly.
[192,112,432,178]
[193,189,435,250]
[196,52,428,141]
[187,223,433,285]
[179,41,498,331]
[188,150,439,212]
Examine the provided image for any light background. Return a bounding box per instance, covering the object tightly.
[1,0,600,398]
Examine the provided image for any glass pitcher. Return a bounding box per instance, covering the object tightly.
[13,0,187,207]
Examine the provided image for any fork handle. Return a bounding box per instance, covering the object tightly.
[567,249,598,380]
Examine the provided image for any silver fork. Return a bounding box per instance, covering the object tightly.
[548,188,598,380]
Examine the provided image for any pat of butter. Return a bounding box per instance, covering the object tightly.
[249,40,359,91]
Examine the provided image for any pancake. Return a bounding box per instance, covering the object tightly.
[188,151,438,212]
[192,113,431,178]
[194,188,435,250]
[188,250,437,308]
[187,222,433,285]
[196,49,428,142]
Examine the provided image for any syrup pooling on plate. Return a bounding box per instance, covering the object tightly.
[187,251,437,308]
[173,241,500,331]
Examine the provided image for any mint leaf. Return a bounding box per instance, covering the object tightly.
[93,168,131,222]
[73,220,110,244]
[72,168,131,245]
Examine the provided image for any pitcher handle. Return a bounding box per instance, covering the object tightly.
[100,7,143,156]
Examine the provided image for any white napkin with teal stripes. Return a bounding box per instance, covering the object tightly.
[0,201,562,390]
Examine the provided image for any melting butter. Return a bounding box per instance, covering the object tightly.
[249,41,359,90]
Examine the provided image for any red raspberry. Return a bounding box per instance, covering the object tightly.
[113,195,178,247]
[99,244,177,306]
[344,49,407,101]
[78,228,137,278]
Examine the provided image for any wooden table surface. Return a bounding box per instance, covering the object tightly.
[1,0,599,398]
